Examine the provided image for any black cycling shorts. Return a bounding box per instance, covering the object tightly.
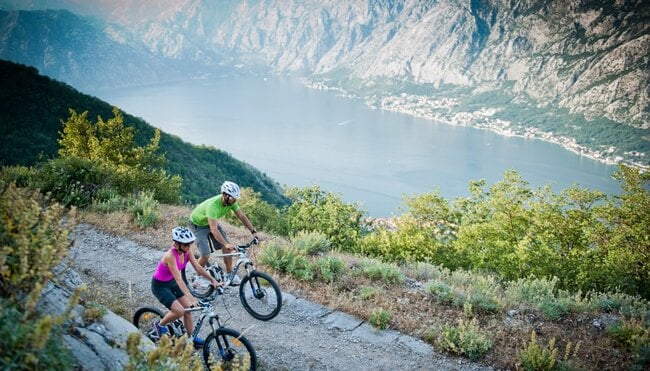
[151,277,184,309]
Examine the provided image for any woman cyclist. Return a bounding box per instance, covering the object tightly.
[151,226,221,346]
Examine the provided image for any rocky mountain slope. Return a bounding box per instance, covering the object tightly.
[1,0,648,166]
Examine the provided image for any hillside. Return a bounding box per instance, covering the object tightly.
[0,59,287,206]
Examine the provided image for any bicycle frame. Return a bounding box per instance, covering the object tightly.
[186,302,224,339]
[209,239,259,285]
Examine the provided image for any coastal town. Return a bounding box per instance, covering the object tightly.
[304,80,648,172]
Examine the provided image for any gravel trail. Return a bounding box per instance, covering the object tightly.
[69,224,491,371]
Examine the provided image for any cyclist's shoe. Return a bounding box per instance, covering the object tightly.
[229,275,241,286]
[153,321,168,338]
[193,336,205,348]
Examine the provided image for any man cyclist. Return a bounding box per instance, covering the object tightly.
[189,181,259,285]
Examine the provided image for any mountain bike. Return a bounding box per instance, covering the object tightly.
[181,237,282,321]
[133,295,257,370]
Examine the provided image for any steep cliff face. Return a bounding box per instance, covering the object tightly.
[145,0,647,128]
[0,9,185,89]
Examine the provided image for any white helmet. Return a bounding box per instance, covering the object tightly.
[221,181,241,199]
[172,226,195,243]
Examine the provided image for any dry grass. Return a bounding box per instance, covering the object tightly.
[80,208,643,371]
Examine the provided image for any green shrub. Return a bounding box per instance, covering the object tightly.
[0,183,76,302]
[91,188,125,213]
[607,318,650,352]
[0,299,74,370]
[226,187,283,233]
[518,332,558,371]
[292,230,332,256]
[258,243,314,281]
[128,191,159,228]
[505,276,559,308]
[34,156,109,207]
[125,332,204,371]
[357,259,405,286]
[426,281,455,304]
[369,309,392,329]
[358,286,382,300]
[436,318,491,361]
[0,165,36,188]
[281,185,364,250]
[314,256,345,282]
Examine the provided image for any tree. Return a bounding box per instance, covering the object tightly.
[57,108,181,203]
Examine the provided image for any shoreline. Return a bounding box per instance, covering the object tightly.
[302,79,648,172]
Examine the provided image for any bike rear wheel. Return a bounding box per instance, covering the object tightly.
[239,271,282,321]
[203,327,257,371]
[132,306,164,342]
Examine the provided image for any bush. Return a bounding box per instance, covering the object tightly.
[518,332,558,371]
[357,259,405,286]
[0,299,74,370]
[128,191,160,228]
[281,185,364,250]
[314,256,345,282]
[226,187,283,233]
[369,309,392,329]
[436,318,491,361]
[426,281,455,304]
[258,243,314,281]
[34,156,108,207]
[292,230,332,256]
[125,333,204,371]
[358,286,382,300]
[0,182,76,302]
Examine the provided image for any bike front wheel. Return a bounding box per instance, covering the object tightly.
[203,327,257,371]
[181,265,217,299]
[132,306,164,342]
[239,271,282,321]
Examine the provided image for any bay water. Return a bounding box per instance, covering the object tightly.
[90,77,620,217]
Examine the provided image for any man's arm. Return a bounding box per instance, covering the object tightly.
[234,209,258,236]
[208,217,232,247]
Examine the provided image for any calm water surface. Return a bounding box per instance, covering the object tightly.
[90,77,620,217]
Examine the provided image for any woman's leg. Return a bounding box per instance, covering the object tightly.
[177,295,194,335]
[160,299,185,326]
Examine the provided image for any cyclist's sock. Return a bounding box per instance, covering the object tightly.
[193,336,205,345]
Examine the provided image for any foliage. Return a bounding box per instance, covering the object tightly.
[58,108,181,204]
[281,185,364,250]
[0,182,78,370]
[362,166,650,300]
[356,259,405,286]
[125,333,204,371]
[225,187,283,233]
[291,230,332,256]
[0,182,76,303]
[128,191,160,228]
[435,318,491,361]
[0,299,75,371]
[258,243,314,281]
[358,286,382,300]
[607,318,650,352]
[313,256,345,282]
[33,156,109,207]
[369,309,392,329]
[0,60,286,206]
[518,331,558,371]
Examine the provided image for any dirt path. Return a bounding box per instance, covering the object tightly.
[68,223,491,371]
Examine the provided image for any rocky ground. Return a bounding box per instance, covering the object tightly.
[68,223,491,370]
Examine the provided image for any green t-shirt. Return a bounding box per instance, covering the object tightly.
[190,194,240,227]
